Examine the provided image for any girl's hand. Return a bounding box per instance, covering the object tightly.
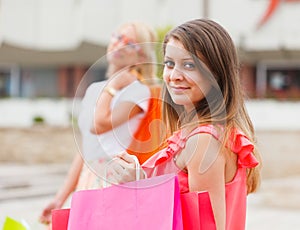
[107,153,145,184]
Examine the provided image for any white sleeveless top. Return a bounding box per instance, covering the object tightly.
[77,80,150,161]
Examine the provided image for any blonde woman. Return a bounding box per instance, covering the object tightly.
[39,21,158,227]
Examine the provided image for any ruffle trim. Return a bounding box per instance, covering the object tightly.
[229,131,259,168]
[142,125,259,169]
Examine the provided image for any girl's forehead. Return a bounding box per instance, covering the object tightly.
[165,38,191,58]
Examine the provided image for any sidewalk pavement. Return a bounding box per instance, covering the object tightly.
[0,163,300,230]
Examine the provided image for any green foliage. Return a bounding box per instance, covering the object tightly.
[32,115,45,124]
[70,113,78,128]
[155,25,173,79]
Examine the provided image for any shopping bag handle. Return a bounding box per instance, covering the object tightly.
[103,154,141,188]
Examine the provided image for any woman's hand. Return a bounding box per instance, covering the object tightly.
[107,70,138,90]
[107,153,145,184]
[39,199,62,225]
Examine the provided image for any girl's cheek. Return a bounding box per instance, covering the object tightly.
[162,69,170,82]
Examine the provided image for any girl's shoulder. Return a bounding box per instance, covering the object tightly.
[182,124,259,168]
[187,124,220,139]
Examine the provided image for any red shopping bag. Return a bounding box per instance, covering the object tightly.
[180,191,216,230]
[67,174,183,230]
[52,208,70,230]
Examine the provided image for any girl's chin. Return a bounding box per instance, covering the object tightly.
[171,98,192,107]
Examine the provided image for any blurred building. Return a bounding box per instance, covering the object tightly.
[0,0,300,99]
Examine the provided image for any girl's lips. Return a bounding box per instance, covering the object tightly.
[169,85,190,93]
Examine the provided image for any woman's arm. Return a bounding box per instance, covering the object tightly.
[183,133,226,230]
[91,70,142,134]
[55,154,84,203]
[39,154,84,224]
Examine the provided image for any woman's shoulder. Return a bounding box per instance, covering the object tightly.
[83,81,107,98]
[121,80,151,98]
[128,80,150,90]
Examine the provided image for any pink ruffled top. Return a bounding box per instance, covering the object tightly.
[142,124,259,229]
[142,124,258,192]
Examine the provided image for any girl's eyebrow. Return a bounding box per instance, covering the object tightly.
[164,56,193,61]
[182,57,193,61]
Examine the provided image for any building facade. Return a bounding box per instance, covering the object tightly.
[0,0,300,99]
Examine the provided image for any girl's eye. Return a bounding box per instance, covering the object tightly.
[164,60,175,68]
[184,62,195,69]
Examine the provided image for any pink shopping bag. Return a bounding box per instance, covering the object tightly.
[67,173,183,230]
[52,208,70,230]
[181,191,216,230]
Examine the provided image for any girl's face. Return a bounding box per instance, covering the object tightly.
[107,25,143,68]
[163,38,212,112]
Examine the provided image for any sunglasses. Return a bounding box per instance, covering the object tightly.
[111,33,142,52]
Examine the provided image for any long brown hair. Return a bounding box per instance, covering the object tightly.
[162,19,261,193]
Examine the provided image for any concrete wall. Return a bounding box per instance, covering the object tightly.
[1,98,300,130]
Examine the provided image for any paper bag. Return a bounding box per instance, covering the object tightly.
[67,173,183,230]
[52,208,70,230]
[181,191,216,230]
[2,217,27,230]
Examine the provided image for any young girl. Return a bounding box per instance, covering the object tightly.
[112,19,261,230]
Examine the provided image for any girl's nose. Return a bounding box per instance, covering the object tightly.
[169,68,184,81]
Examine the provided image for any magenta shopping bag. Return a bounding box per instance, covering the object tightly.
[67,173,183,230]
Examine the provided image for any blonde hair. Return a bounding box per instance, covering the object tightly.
[119,21,157,82]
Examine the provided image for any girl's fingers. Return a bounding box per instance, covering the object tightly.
[108,156,138,183]
[110,159,126,175]
[118,152,138,165]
